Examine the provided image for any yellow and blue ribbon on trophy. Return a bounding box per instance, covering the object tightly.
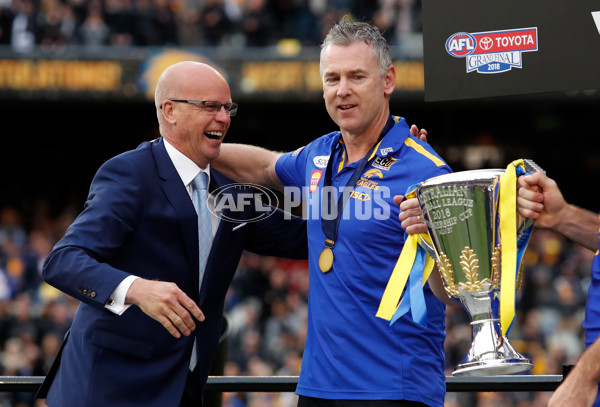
[376,185,435,327]
[498,158,533,335]
[377,159,535,335]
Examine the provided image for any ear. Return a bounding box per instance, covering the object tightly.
[161,99,177,123]
[384,65,396,96]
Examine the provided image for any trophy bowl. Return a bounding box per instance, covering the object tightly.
[416,169,533,377]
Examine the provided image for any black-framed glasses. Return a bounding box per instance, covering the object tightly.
[169,99,238,117]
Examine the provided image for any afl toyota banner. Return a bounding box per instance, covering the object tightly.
[422,0,600,101]
[445,28,538,74]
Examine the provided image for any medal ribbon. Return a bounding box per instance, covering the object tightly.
[376,186,435,326]
[320,118,395,260]
[499,158,532,335]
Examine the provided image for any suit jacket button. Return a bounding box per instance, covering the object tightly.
[90,292,96,298]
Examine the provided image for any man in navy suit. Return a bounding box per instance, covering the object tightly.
[36,61,307,407]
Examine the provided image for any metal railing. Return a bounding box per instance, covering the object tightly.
[0,373,567,393]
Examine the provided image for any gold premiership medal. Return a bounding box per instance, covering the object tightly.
[319,247,334,273]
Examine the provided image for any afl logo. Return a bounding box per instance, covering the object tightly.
[209,183,279,223]
[446,32,476,57]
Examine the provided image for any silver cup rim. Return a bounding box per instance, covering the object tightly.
[420,169,506,187]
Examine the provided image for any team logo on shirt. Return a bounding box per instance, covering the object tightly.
[355,177,380,192]
[372,156,398,171]
[313,155,329,168]
[356,169,383,192]
[309,170,323,193]
[363,169,384,179]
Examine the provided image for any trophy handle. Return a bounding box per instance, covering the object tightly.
[419,235,438,261]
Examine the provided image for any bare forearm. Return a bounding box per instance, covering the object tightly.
[549,337,600,406]
[554,204,599,252]
[576,337,600,384]
[518,173,599,251]
[214,143,284,190]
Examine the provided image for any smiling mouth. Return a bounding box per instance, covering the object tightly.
[205,131,223,140]
[339,105,356,110]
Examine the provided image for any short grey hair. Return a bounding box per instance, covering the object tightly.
[320,16,392,77]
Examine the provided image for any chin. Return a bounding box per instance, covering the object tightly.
[209,148,221,161]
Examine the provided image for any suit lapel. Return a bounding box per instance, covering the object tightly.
[151,138,200,296]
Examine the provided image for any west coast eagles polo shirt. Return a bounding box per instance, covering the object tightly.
[275,116,452,406]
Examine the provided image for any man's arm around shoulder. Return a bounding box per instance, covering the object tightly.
[214,143,284,191]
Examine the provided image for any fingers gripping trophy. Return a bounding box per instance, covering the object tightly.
[378,159,542,377]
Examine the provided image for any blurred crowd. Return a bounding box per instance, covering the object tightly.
[0,203,79,407]
[0,193,595,407]
[0,0,423,52]
[0,0,594,405]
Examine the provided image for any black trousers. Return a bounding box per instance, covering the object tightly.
[298,396,429,407]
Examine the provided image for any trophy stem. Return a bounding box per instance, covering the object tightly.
[452,317,532,377]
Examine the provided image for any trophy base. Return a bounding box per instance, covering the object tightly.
[452,333,533,377]
[452,359,533,377]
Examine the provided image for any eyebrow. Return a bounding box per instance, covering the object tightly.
[324,68,368,77]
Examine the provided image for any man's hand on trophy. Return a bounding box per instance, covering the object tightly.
[516,171,566,229]
[518,171,599,252]
[409,124,428,142]
[394,195,428,234]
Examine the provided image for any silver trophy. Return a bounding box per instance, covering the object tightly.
[416,165,539,377]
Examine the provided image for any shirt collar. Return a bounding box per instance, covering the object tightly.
[163,138,211,188]
[375,116,410,158]
[333,116,402,170]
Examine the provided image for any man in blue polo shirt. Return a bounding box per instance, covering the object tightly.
[214,18,453,407]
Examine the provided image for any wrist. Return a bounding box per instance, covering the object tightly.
[551,203,576,231]
[125,277,146,306]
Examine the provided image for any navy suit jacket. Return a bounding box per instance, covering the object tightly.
[37,138,307,407]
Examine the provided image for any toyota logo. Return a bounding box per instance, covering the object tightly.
[479,37,493,50]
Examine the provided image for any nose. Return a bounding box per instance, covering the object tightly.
[336,78,351,97]
[214,106,231,121]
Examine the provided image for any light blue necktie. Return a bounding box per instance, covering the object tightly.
[192,171,213,288]
[190,171,213,370]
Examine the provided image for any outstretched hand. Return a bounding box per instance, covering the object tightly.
[126,278,205,338]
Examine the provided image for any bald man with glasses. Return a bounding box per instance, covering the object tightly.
[37,61,307,407]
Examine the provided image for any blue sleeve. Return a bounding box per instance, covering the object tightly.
[275,145,310,189]
[407,135,453,180]
[42,154,141,307]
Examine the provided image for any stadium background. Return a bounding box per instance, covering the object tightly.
[0,1,599,406]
